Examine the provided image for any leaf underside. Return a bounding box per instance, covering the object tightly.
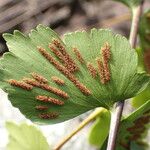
[6,122,50,150]
[0,25,149,124]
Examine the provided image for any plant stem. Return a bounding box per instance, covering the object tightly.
[106,2,144,150]
[54,108,103,150]
[129,1,144,47]
[106,102,124,150]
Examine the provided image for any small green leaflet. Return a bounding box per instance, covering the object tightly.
[88,108,110,148]
[136,47,146,73]
[0,25,149,124]
[6,122,50,150]
[132,83,150,108]
[114,0,143,8]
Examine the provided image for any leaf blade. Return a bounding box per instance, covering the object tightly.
[6,122,50,150]
[0,25,149,124]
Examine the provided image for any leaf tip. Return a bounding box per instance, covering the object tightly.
[2,33,13,41]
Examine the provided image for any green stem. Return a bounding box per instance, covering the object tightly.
[54,108,104,150]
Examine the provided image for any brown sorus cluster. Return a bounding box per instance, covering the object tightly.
[102,42,111,61]
[126,113,150,141]
[127,126,145,134]
[134,115,150,124]
[119,141,129,149]
[101,42,111,82]
[37,46,91,95]
[49,44,65,62]
[87,63,97,78]
[8,79,33,90]
[97,42,111,84]
[36,95,64,105]
[119,112,150,149]
[31,72,48,83]
[35,105,48,110]
[51,76,65,85]
[37,46,67,73]
[52,39,78,73]
[103,62,110,81]
[73,79,91,95]
[23,78,41,87]
[64,72,91,95]
[24,77,68,99]
[72,47,85,64]
[39,112,59,119]
[96,58,106,84]
[40,84,69,99]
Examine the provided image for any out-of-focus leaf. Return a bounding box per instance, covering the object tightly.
[139,10,150,53]
[88,108,110,148]
[114,0,143,9]
[6,122,50,150]
[0,25,149,124]
[130,142,145,150]
[100,100,150,150]
[132,83,150,108]
[139,9,150,73]
[116,100,150,150]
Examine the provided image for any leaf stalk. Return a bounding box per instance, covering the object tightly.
[54,108,103,150]
[106,101,124,150]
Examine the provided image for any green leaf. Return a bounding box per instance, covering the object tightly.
[64,28,149,103]
[130,142,145,150]
[0,25,149,124]
[136,47,146,73]
[114,0,142,8]
[132,83,150,108]
[88,108,110,148]
[116,100,150,150]
[6,122,50,150]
